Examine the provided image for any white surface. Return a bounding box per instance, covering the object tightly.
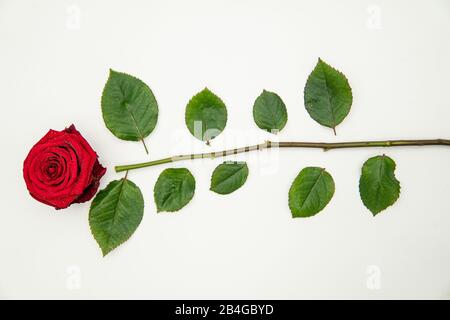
[0,0,449,299]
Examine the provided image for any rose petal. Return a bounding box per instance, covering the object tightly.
[23,125,106,210]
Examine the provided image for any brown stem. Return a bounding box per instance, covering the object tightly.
[115,139,450,173]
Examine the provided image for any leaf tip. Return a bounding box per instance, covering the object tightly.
[101,247,111,257]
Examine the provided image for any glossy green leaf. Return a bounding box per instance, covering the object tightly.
[185,88,227,144]
[101,69,159,153]
[89,178,144,256]
[210,161,249,195]
[154,168,196,212]
[304,58,352,134]
[252,90,288,133]
[289,167,335,218]
[359,155,401,216]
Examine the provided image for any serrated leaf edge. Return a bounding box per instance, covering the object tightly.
[358,155,401,216]
[89,178,144,257]
[101,69,159,144]
[303,58,353,131]
[252,89,288,134]
[210,162,249,195]
[184,88,228,142]
[288,167,335,218]
[153,168,196,213]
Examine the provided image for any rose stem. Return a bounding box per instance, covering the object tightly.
[115,139,450,173]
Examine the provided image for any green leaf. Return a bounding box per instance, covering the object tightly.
[359,155,401,216]
[210,161,249,195]
[101,69,159,154]
[253,90,288,133]
[185,88,227,144]
[304,58,352,135]
[154,168,196,212]
[89,178,144,256]
[288,167,335,218]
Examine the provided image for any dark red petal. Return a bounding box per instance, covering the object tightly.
[23,124,106,210]
[64,124,78,135]
[74,159,107,203]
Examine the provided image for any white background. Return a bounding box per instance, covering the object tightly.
[1,0,449,299]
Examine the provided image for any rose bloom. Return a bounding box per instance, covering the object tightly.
[23,125,106,209]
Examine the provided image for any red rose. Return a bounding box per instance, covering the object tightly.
[23,125,106,209]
